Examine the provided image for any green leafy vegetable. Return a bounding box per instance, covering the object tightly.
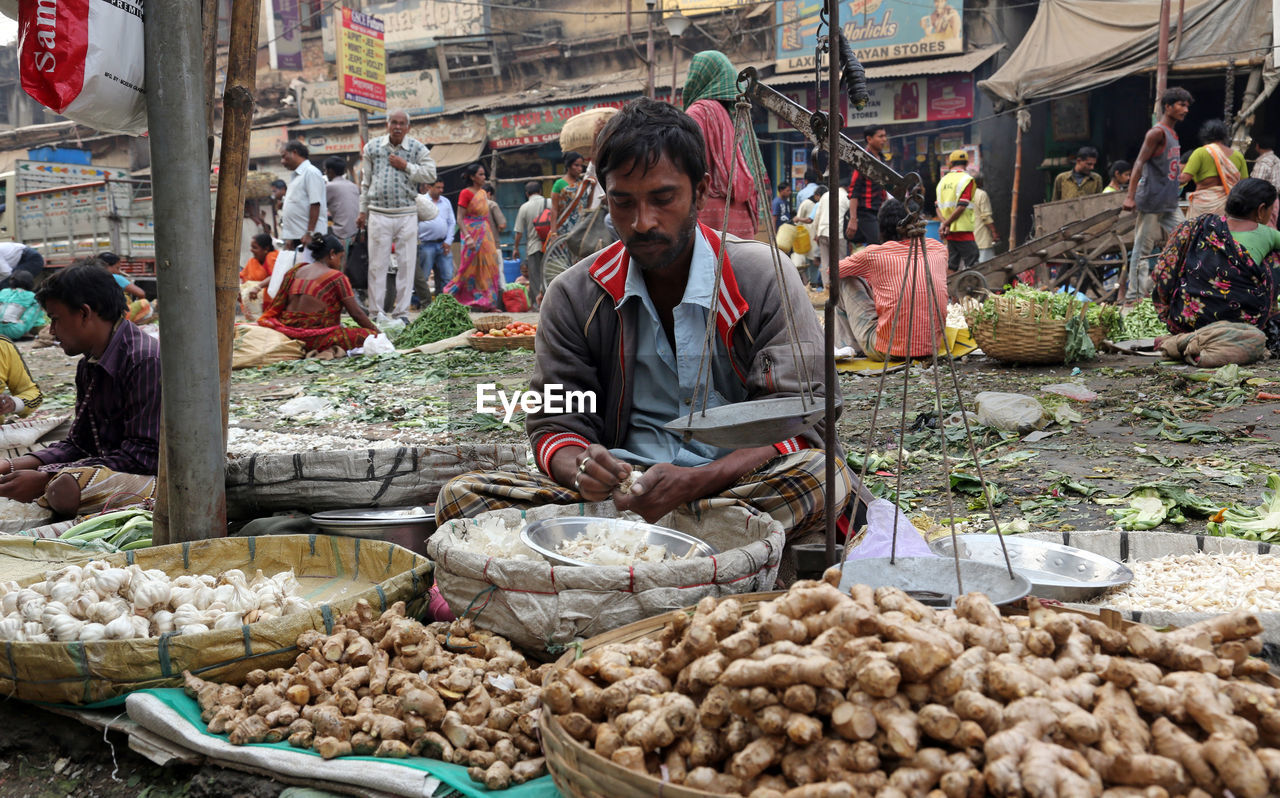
[1113,298,1168,341]
[395,295,474,348]
[1108,489,1174,530]
[1207,472,1280,541]
[964,285,1122,338]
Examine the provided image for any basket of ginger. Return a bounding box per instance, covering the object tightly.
[469,321,537,351]
[539,576,1280,798]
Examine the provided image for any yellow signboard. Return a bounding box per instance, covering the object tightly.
[336,7,387,113]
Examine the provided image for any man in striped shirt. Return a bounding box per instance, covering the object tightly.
[845,125,892,248]
[836,199,949,360]
[0,264,160,515]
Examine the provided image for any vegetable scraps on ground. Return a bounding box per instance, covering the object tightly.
[1104,483,1220,530]
[544,578,1280,796]
[184,599,547,790]
[394,295,474,348]
[1207,471,1280,541]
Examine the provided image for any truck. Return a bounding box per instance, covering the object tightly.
[0,159,159,292]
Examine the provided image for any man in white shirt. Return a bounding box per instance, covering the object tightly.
[358,110,436,322]
[414,179,456,306]
[278,141,327,249]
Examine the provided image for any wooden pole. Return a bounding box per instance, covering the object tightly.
[1154,0,1171,119]
[1009,118,1023,251]
[203,0,218,165]
[823,0,840,568]
[214,0,262,437]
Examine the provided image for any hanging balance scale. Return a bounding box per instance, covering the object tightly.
[665,15,1025,606]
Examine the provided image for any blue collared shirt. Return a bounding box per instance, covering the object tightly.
[609,229,747,467]
[418,195,457,245]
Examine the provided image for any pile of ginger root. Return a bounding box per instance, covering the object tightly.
[183,599,549,789]
[543,575,1280,798]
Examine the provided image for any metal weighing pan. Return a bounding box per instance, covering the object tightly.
[521,517,717,567]
[929,534,1133,602]
[665,396,828,449]
[309,506,437,556]
[832,556,1032,607]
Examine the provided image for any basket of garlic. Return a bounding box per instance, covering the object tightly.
[427,503,784,655]
[0,534,431,704]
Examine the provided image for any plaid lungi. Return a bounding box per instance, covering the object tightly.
[436,448,852,542]
[37,466,156,515]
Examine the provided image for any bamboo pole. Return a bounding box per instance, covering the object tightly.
[823,0,840,568]
[203,0,218,165]
[144,0,227,542]
[1009,119,1023,250]
[214,0,262,437]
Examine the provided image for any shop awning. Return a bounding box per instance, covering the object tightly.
[979,0,1273,107]
[428,140,486,168]
[770,45,1003,86]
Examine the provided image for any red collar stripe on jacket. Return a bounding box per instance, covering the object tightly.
[535,431,591,475]
[587,223,749,352]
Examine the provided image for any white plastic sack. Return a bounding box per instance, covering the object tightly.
[362,333,395,355]
[19,0,147,134]
[848,499,934,560]
[974,391,1047,434]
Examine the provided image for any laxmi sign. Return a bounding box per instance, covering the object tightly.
[776,0,964,72]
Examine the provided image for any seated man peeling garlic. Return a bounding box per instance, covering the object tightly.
[437,99,859,578]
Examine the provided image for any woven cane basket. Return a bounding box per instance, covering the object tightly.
[467,331,535,351]
[472,314,512,332]
[540,592,783,798]
[967,296,1108,365]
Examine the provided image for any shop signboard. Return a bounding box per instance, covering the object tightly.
[323,0,489,58]
[776,0,964,72]
[337,8,387,113]
[292,114,487,155]
[766,74,971,132]
[267,0,303,70]
[485,99,630,149]
[297,70,444,123]
[249,126,290,159]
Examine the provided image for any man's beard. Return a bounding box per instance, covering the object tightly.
[625,207,699,272]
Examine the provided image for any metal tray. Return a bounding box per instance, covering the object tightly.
[664,396,827,449]
[309,506,436,555]
[830,556,1032,607]
[929,534,1133,602]
[521,517,717,567]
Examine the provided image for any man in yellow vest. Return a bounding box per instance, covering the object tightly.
[936,150,978,272]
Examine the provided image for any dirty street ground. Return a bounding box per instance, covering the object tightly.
[2,312,1278,795]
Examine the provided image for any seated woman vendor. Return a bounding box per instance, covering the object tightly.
[257,233,380,352]
[1153,177,1280,346]
[436,99,859,578]
[0,264,159,516]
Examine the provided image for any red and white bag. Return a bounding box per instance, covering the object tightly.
[18,0,148,134]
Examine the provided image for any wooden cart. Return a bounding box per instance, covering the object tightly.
[950,192,1137,301]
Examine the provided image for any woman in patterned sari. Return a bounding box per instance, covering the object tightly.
[1181,119,1248,218]
[1153,178,1280,352]
[258,234,379,352]
[444,162,503,311]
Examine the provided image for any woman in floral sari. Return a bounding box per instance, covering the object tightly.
[1153,178,1280,351]
[258,234,380,351]
[444,162,503,311]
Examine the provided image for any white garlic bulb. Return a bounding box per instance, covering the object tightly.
[191,586,216,610]
[47,615,84,642]
[151,610,175,635]
[67,594,94,620]
[171,604,201,629]
[0,579,19,593]
[179,623,210,635]
[40,601,70,628]
[49,566,81,584]
[0,591,18,616]
[130,579,170,611]
[281,596,311,616]
[213,612,244,631]
[103,614,135,640]
[49,581,79,605]
[28,580,50,597]
[19,596,46,622]
[196,574,216,588]
[130,615,150,638]
[172,575,199,589]
[87,599,125,625]
[210,584,235,609]
[0,618,22,640]
[27,633,50,643]
[78,622,107,642]
[221,569,247,586]
[91,568,129,595]
[22,621,43,638]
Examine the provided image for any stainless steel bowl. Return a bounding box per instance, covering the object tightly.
[830,556,1033,607]
[309,506,436,555]
[520,517,717,567]
[929,534,1133,602]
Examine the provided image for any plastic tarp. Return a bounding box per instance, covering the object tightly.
[979,0,1274,106]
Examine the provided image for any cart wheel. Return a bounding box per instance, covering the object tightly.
[949,269,988,300]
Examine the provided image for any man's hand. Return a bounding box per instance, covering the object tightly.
[0,470,51,504]
[0,396,16,415]
[301,233,313,247]
[939,222,950,236]
[845,223,858,240]
[357,212,367,230]
[613,463,704,523]
[1121,196,1136,213]
[552,444,631,502]
[388,154,408,171]
[248,287,260,301]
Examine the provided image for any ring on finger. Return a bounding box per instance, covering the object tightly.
[573,474,582,492]
[578,457,591,474]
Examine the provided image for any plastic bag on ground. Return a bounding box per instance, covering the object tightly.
[848,499,935,560]
[1042,382,1099,401]
[974,391,1047,433]
[278,395,333,418]
[362,333,396,355]
[379,317,406,338]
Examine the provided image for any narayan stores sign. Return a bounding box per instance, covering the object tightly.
[776,0,964,72]
[485,99,630,149]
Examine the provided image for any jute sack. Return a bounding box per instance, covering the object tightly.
[1020,529,1280,651]
[0,534,431,704]
[225,444,527,519]
[232,324,304,369]
[428,503,783,654]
